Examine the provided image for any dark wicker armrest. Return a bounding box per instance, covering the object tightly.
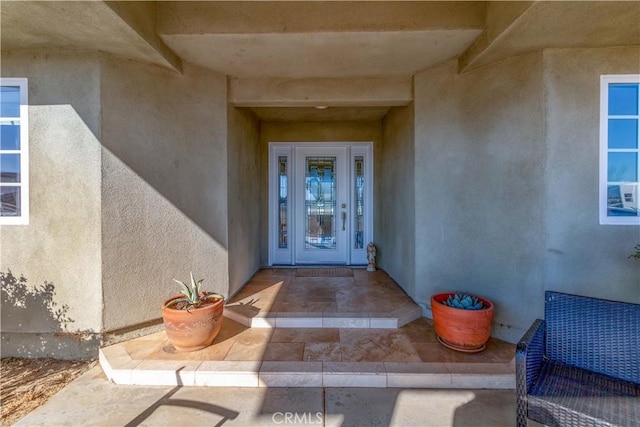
[516,319,545,427]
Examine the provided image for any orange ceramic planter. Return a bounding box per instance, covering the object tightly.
[162,294,224,352]
[431,293,494,353]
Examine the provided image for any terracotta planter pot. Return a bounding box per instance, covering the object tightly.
[431,292,494,353]
[162,294,224,352]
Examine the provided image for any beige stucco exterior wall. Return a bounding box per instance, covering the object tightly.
[0,52,103,359]
[3,44,638,358]
[413,47,640,343]
[259,121,382,266]
[543,47,640,301]
[414,53,546,343]
[100,59,230,333]
[227,106,261,296]
[379,104,416,295]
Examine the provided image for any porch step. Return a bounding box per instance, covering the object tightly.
[99,344,515,389]
[222,302,422,329]
[98,268,516,389]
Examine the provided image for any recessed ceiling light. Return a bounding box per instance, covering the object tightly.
[314,106,329,110]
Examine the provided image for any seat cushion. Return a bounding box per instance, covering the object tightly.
[528,361,640,427]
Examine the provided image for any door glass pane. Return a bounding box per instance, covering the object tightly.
[0,186,20,216]
[354,156,364,249]
[278,156,288,249]
[305,156,336,250]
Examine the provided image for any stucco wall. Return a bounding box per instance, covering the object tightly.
[3,44,637,358]
[380,104,416,295]
[543,47,640,301]
[414,53,546,342]
[100,59,229,333]
[227,106,261,296]
[259,121,382,266]
[0,52,103,359]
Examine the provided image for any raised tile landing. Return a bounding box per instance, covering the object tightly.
[224,268,422,328]
[99,268,516,389]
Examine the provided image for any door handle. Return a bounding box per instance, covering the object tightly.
[341,211,346,231]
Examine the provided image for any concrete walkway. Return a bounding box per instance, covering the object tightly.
[15,366,541,427]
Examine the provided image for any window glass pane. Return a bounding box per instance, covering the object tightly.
[0,123,20,150]
[0,153,20,182]
[608,152,638,182]
[608,119,638,149]
[607,184,639,217]
[609,83,639,116]
[0,186,20,216]
[305,156,336,250]
[354,156,364,249]
[0,86,21,117]
[0,80,27,223]
[278,156,288,249]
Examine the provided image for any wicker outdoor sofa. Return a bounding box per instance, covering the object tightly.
[516,291,640,427]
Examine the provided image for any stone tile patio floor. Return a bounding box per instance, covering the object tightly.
[100,268,515,388]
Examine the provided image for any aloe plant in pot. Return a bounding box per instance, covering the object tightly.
[431,292,494,353]
[162,272,225,352]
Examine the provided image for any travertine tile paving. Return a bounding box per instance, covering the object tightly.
[224,268,421,328]
[100,268,516,388]
[117,318,513,364]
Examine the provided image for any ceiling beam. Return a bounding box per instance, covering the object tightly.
[459,1,640,73]
[229,77,413,107]
[458,1,536,72]
[158,1,485,35]
[104,1,182,73]
[0,1,181,73]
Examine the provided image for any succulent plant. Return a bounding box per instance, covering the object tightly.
[442,292,485,310]
[168,272,223,310]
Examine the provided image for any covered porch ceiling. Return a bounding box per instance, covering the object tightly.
[2,1,639,122]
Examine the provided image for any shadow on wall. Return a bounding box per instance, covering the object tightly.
[1,270,100,360]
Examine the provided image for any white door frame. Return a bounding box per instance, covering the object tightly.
[268,142,374,266]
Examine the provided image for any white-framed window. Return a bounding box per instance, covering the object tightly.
[600,75,639,225]
[0,78,29,224]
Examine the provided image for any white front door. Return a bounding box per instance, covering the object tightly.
[294,146,348,264]
[269,143,373,266]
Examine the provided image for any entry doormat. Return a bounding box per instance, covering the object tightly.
[295,268,354,277]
